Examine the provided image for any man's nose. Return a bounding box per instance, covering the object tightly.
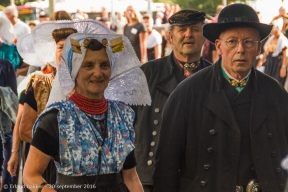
[184,28,193,38]
[235,41,245,52]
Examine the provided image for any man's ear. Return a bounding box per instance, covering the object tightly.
[169,32,173,43]
[215,39,222,55]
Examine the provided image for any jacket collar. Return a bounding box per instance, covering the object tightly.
[155,52,184,96]
[204,59,272,133]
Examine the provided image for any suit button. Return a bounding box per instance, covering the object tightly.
[251,167,255,171]
[200,181,207,187]
[276,168,281,173]
[149,152,154,157]
[204,164,210,170]
[279,184,285,189]
[154,108,160,113]
[207,147,213,154]
[152,131,157,136]
[209,129,216,135]
[147,160,153,166]
[271,151,277,157]
[154,120,159,125]
[151,141,155,147]
[267,133,272,138]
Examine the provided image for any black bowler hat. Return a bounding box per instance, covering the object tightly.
[203,3,272,43]
[169,9,206,26]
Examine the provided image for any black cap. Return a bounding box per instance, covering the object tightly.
[169,9,206,26]
[203,4,272,43]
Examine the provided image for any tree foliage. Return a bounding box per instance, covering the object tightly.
[154,0,246,16]
[0,0,11,7]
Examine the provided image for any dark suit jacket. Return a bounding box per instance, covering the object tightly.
[153,59,288,192]
[133,52,211,185]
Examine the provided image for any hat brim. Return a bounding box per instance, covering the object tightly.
[203,22,273,43]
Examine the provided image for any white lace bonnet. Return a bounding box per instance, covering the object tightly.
[16,19,112,67]
[47,33,151,106]
[0,11,15,45]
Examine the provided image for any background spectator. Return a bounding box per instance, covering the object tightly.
[124,5,147,64]
[162,3,170,24]
[4,5,30,42]
[154,11,163,26]
[142,14,162,61]
[115,12,127,34]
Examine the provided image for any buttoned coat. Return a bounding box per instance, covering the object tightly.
[153,60,288,192]
[133,52,211,185]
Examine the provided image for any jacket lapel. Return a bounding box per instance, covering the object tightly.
[204,90,240,133]
[155,53,183,96]
[250,71,273,133]
[203,61,240,133]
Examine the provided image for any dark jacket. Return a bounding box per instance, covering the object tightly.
[0,59,17,94]
[153,59,288,192]
[133,52,211,185]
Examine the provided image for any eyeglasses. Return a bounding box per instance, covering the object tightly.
[219,38,259,49]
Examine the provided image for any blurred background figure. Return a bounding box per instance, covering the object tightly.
[4,5,30,42]
[97,17,111,30]
[257,18,288,85]
[154,11,164,26]
[169,4,181,17]
[202,5,223,64]
[161,24,172,57]
[0,11,21,70]
[162,3,170,24]
[115,12,127,34]
[124,5,147,64]
[73,9,88,20]
[49,10,72,21]
[101,6,109,18]
[28,21,37,30]
[39,11,49,22]
[271,6,288,37]
[212,4,224,23]
[142,14,162,61]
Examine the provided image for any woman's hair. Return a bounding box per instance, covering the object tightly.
[125,5,140,23]
[50,10,73,21]
[52,28,78,43]
[85,39,106,51]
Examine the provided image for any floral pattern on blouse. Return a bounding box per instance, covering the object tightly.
[33,99,135,176]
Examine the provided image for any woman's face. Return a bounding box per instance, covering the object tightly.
[75,48,111,99]
[55,39,66,69]
[126,6,135,20]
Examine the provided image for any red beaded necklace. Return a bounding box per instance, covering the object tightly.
[69,91,107,115]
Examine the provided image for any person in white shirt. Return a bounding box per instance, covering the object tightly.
[143,14,162,61]
[4,5,30,42]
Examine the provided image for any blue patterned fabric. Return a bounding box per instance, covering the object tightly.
[33,99,135,176]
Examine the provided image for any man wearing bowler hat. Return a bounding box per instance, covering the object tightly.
[132,9,211,192]
[153,3,288,192]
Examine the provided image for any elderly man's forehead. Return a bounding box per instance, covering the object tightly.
[219,27,260,37]
[174,22,203,28]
